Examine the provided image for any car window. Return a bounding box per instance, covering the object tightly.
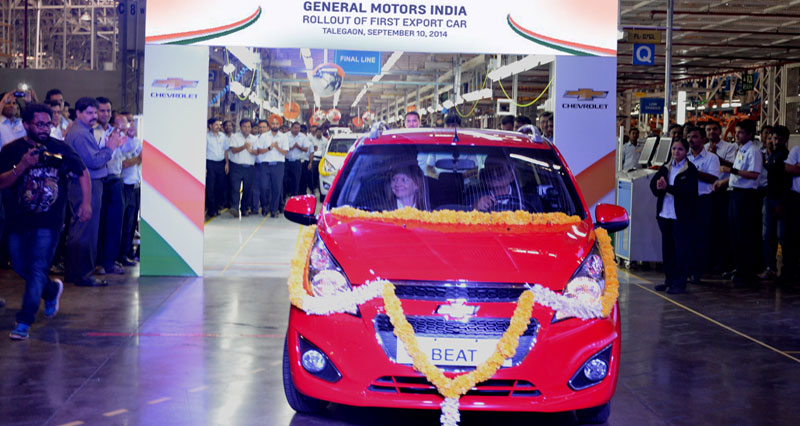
[329,145,585,218]
[327,137,358,154]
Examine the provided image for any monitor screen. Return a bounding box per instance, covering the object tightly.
[638,136,659,166]
[652,137,673,167]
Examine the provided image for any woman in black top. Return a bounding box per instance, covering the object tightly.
[650,139,699,294]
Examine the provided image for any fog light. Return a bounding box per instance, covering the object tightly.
[583,359,608,381]
[301,349,326,373]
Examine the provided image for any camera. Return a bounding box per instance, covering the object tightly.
[31,145,63,168]
[13,91,25,97]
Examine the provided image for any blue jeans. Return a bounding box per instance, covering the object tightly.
[10,228,61,325]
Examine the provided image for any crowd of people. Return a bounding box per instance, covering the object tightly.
[1,89,141,340]
[205,116,327,218]
[204,110,552,219]
[630,120,800,293]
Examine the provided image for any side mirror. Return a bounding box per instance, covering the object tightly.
[594,203,629,233]
[285,195,317,226]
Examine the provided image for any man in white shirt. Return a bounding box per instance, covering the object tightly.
[206,117,228,217]
[256,117,289,217]
[686,126,720,283]
[308,127,327,195]
[784,144,800,281]
[118,115,142,265]
[621,128,642,171]
[715,120,762,284]
[284,121,312,197]
[251,119,271,215]
[0,92,26,146]
[228,119,258,216]
[44,88,71,134]
[704,120,737,274]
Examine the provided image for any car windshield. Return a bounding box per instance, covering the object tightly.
[329,144,586,218]
[327,137,358,154]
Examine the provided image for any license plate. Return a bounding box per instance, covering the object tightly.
[395,337,512,367]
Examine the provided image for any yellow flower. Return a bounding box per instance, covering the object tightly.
[383,284,536,399]
[330,206,581,229]
[594,228,620,317]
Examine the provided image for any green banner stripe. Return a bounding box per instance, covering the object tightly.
[167,8,262,45]
[507,17,595,57]
[140,219,197,276]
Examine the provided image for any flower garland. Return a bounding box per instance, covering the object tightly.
[330,206,582,227]
[286,223,621,426]
[594,228,619,317]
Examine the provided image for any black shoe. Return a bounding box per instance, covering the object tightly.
[666,285,686,294]
[272,211,280,218]
[74,278,109,287]
[688,275,703,285]
[722,269,737,280]
[655,283,669,292]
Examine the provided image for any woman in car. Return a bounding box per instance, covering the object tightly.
[387,164,425,210]
[650,138,699,294]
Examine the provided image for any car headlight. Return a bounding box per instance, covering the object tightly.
[307,234,351,297]
[320,158,337,176]
[553,246,605,322]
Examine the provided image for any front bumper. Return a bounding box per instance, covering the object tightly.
[286,298,620,412]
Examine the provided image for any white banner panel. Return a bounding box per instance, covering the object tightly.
[554,56,617,216]
[146,0,617,56]
[141,44,209,276]
[142,45,209,183]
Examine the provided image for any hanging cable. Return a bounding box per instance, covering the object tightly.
[497,77,553,108]
[454,70,489,118]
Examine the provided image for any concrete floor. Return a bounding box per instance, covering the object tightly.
[1,213,799,426]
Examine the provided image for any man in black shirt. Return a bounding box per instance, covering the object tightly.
[0,103,90,340]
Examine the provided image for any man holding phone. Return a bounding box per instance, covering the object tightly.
[1,91,26,146]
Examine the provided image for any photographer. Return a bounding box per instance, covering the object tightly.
[0,103,91,340]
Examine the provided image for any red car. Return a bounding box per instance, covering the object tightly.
[283,128,628,424]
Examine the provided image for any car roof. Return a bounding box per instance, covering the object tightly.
[356,127,551,150]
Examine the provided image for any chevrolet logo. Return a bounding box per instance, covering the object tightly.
[152,77,198,90]
[436,299,478,321]
[564,88,608,101]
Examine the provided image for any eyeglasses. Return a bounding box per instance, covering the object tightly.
[31,121,53,128]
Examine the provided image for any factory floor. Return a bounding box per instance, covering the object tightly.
[1,213,799,426]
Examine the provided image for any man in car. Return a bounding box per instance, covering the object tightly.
[472,156,541,212]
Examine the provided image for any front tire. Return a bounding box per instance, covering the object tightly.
[576,402,610,424]
[282,335,328,414]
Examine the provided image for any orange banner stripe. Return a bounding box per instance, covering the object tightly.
[142,140,204,230]
[145,7,260,43]
[575,150,616,207]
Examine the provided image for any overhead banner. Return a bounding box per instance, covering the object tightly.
[554,56,617,215]
[141,44,209,276]
[145,0,617,56]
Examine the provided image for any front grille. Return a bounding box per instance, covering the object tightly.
[373,315,539,369]
[374,315,538,338]
[392,281,526,302]
[368,376,542,397]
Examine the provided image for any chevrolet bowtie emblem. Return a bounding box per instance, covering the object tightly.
[564,88,608,101]
[152,77,198,90]
[436,299,478,321]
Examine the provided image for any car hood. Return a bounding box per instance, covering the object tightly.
[318,212,596,291]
